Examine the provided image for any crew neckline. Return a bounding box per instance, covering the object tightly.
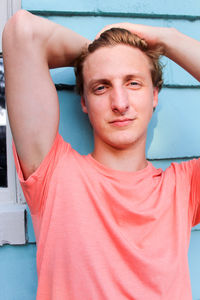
[85,153,161,181]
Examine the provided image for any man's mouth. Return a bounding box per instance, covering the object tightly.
[109,118,135,127]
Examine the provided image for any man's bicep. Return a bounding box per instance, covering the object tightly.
[3,11,59,179]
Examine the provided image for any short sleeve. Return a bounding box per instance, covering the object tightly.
[12,132,69,215]
[188,159,200,226]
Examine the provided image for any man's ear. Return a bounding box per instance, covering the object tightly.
[153,87,159,109]
[81,96,88,114]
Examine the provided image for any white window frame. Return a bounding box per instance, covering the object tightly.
[0,0,26,246]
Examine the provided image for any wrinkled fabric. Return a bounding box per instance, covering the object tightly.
[13,133,200,300]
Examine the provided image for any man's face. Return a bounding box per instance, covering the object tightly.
[81,44,158,151]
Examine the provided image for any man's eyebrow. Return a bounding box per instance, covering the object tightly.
[87,79,110,89]
[124,74,145,81]
[87,73,146,89]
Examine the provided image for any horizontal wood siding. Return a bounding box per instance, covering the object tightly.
[19,1,200,299]
[22,0,200,18]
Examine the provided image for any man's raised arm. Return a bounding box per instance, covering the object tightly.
[153,27,200,82]
[3,10,89,179]
[97,23,200,82]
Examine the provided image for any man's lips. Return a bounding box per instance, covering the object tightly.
[109,118,135,127]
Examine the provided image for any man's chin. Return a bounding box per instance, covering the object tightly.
[107,138,139,151]
[94,130,146,152]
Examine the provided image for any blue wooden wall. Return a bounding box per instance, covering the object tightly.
[1,1,200,299]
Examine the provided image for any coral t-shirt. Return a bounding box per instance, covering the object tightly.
[13,133,200,300]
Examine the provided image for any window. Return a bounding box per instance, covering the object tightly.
[0,0,26,246]
[0,58,7,188]
[0,55,17,204]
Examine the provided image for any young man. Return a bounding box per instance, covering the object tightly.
[3,9,200,300]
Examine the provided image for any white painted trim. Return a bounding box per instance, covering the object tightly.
[0,203,26,245]
[0,86,26,244]
[0,87,18,204]
[0,0,26,246]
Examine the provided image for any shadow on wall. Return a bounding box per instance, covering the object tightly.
[146,101,160,157]
[59,90,94,154]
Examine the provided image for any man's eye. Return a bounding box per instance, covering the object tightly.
[128,81,141,89]
[96,85,105,91]
[130,81,139,86]
[94,85,106,93]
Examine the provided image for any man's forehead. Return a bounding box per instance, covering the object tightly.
[85,43,148,60]
[83,45,152,84]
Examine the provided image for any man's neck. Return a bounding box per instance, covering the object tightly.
[91,138,147,173]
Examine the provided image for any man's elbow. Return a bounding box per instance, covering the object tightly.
[2,10,34,52]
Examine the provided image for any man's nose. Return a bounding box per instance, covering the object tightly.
[110,86,129,115]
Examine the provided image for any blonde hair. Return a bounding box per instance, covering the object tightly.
[75,27,164,95]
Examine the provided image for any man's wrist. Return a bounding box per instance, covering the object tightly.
[159,27,179,57]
